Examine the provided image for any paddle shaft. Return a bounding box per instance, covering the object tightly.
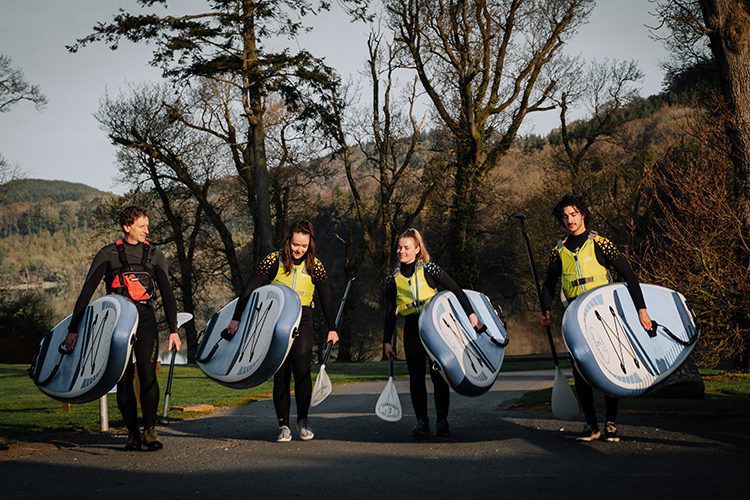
[161,348,177,421]
[516,216,561,366]
[321,276,356,366]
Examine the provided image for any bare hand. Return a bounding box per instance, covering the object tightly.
[383,342,396,359]
[539,311,551,327]
[168,332,181,352]
[469,313,484,331]
[327,330,339,345]
[63,332,78,351]
[639,309,652,331]
[226,320,239,336]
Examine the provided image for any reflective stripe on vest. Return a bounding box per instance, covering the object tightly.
[394,263,437,316]
[272,255,316,306]
[558,235,610,301]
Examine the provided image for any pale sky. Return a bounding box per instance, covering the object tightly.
[0,0,669,194]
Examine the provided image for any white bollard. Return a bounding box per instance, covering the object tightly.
[99,394,109,432]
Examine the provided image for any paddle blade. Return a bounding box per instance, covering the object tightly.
[375,377,402,422]
[551,367,579,420]
[311,365,332,407]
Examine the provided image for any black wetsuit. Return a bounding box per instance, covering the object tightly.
[69,241,178,434]
[233,252,335,427]
[541,230,646,426]
[384,261,474,423]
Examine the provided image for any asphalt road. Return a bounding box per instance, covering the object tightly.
[3,370,749,499]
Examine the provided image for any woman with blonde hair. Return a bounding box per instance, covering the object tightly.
[383,228,481,438]
[227,220,338,442]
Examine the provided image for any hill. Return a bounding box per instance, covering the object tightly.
[1,178,112,204]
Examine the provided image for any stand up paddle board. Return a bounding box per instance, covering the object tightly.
[30,294,138,404]
[562,283,699,397]
[419,290,509,397]
[197,284,301,388]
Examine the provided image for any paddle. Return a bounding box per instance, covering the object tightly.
[159,312,194,425]
[311,276,356,407]
[514,213,579,420]
[375,336,402,422]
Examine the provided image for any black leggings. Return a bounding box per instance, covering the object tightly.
[403,314,450,422]
[573,364,618,426]
[117,305,159,434]
[274,308,314,427]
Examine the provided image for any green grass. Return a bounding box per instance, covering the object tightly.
[4,361,747,444]
[504,370,750,417]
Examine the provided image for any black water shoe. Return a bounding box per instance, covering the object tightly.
[142,426,163,451]
[412,419,431,439]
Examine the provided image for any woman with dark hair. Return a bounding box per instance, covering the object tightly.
[383,228,482,438]
[226,220,338,442]
[541,194,652,442]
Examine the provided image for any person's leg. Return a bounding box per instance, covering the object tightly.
[603,395,620,442]
[291,310,314,439]
[273,359,293,427]
[573,365,601,441]
[430,364,450,436]
[116,360,140,449]
[403,315,430,437]
[133,307,162,449]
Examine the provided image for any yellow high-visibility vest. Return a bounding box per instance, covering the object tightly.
[394,263,437,316]
[557,233,611,300]
[272,253,316,306]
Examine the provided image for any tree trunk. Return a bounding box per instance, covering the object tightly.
[699,1,750,371]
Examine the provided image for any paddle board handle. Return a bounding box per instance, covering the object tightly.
[516,215,561,366]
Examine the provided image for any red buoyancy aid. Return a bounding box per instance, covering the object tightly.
[110,240,155,302]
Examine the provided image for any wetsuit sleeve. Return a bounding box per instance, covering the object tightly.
[152,249,178,332]
[68,247,110,333]
[232,253,277,321]
[311,260,336,331]
[383,276,398,344]
[541,247,562,311]
[594,237,647,310]
[424,262,475,316]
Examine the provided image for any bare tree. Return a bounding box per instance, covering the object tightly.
[70,0,368,262]
[385,0,594,282]
[327,30,439,282]
[0,54,47,113]
[555,59,644,195]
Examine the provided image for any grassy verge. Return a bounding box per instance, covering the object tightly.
[503,370,750,417]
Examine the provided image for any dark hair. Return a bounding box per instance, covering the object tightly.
[281,220,316,274]
[119,205,149,228]
[552,194,592,227]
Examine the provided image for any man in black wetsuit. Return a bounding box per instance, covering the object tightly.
[63,205,180,451]
[540,194,652,442]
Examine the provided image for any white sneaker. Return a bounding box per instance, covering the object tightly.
[296,418,314,441]
[276,425,292,442]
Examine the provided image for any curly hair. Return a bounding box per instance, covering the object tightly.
[552,194,592,227]
[119,205,149,228]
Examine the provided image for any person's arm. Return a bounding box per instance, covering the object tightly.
[227,253,277,333]
[383,277,398,358]
[594,237,652,330]
[63,248,110,350]
[540,248,562,325]
[152,249,181,351]
[311,260,338,344]
[423,262,482,329]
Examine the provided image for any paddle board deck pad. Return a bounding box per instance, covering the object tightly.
[30,294,138,404]
[562,283,699,397]
[197,284,301,388]
[418,290,509,397]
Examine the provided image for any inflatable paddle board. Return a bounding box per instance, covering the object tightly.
[197,284,301,388]
[562,283,699,397]
[30,294,138,404]
[419,290,509,397]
